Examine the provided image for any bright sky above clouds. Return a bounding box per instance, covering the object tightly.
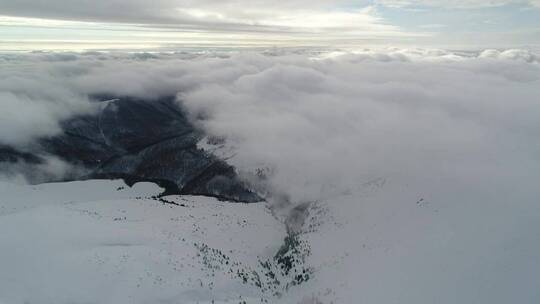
[0,0,539,50]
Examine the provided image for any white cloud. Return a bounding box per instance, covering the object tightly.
[2,49,540,194]
[176,49,540,205]
[0,63,94,146]
[2,48,539,202]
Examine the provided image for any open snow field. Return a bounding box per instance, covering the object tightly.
[2,177,539,304]
[0,180,287,304]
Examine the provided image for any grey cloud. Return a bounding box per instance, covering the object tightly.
[378,0,540,8]
[0,0,538,49]
[0,0,364,25]
[0,1,412,42]
[0,0,537,27]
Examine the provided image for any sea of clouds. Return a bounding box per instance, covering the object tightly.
[2,48,539,202]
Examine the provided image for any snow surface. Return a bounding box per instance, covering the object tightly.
[0,180,286,304]
[1,177,539,304]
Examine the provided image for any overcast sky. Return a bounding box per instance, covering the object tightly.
[0,0,539,50]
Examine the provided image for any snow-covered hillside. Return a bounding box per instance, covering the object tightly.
[0,180,292,304]
[3,177,538,304]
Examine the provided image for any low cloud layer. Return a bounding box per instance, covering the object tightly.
[0,54,98,147]
[181,49,540,206]
[1,48,540,200]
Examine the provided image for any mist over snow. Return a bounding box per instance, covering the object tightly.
[1,48,540,303]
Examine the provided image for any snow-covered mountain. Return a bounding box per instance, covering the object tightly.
[0,96,259,202]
